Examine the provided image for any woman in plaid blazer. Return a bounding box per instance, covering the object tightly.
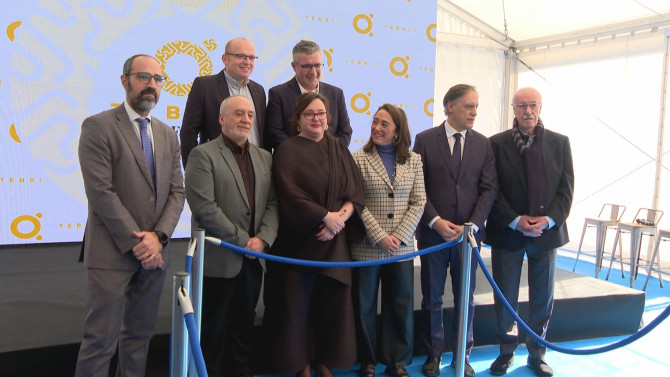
[352,104,427,377]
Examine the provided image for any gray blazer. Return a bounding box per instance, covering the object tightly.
[78,104,185,270]
[185,135,279,278]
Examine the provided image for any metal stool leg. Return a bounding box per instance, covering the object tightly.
[595,222,608,278]
[629,229,643,288]
[606,228,622,280]
[572,221,589,272]
[643,236,664,290]
[643,236,661,290]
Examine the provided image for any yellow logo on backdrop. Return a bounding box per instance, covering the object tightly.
[323,48,334,72]
[155,40,216,97]
[6,20,21,42]
[426,23,436,42]
[11,213,42,240]
[353,14,374,37]
[351,92,372,115]
[390,56,410,78]
[9,123,21,143]
[424,98,434,117]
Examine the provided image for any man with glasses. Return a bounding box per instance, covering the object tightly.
[180,37,267,167]
[264,40,352,151]
[75,54,185,377]
[185,95,279,377]
[486,87,574,377]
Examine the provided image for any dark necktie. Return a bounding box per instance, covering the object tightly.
[452,132,462,174]
[137,117,155,186]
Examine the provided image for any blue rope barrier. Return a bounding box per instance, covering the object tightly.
[204,233,670,356]
[177,287,208,377]
[205,236,461,267]
[184,239,196,274]
[470,235,670,355]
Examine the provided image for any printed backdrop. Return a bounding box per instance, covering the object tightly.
[0,0,436,245]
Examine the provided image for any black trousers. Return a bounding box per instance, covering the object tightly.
[200,258,262,377]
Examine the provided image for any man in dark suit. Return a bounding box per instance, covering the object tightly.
[413,84,497,377]
[486,87,574,377]
[75,54,185,377]
[185,95,279,377]
[264,39,351,151]
[180,37,267,167]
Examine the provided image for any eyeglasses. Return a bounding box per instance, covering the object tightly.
[226,53,258,61]
[512,102,541,111]
[302,111,327,120]
[127,72,166,87]
[299,63,323,70]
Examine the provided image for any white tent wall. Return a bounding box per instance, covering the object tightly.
[436,0,670,256]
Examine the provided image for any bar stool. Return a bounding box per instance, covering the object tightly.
[643,228,670,290]
[606,208,664,288]
[572,203,626,277]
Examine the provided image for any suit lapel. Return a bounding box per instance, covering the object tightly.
[248,146,267,216]
[218,138,250,209]
[152,120,167,191]
[394,156,409,188]
[433,123,458,180]
[368,150,393,189]
[114,107,155,189]
[215,71,231,101]
[502,133,527,190]
[289,77,302,96]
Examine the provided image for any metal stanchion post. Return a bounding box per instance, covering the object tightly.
[171,272,190,377]
[193,229,205,331]
[455,223,474,377]
[188,229,205,377]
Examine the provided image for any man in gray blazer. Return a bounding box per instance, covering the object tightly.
[486,87,574,377]
[185,95,279,377]
[180,37,267,167]
[264,39,352,151]
[413,84,497,377]
[75,54,185,377]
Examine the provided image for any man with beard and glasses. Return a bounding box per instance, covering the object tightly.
[486,87,574,377]
[75,54,185,377]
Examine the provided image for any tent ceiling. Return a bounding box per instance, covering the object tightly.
[447,0,670,45]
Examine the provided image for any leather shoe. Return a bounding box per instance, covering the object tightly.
[449,359,474,377]
[490,353,514,375]
[527,357,553,377]
[359,361,376,377]
[421,356,441,377]
[384,364,408,377]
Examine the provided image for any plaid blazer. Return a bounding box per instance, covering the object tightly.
[351,148,426,260]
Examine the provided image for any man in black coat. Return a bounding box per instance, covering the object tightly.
[486,87,574,377]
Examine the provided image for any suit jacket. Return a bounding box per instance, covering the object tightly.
[485,127,574,251]
[78,104,185,270]
[351,148,426,260]
[264,77,352,151]
[185,135,279,278]
[413,123,497,245]
[180,69,267,167]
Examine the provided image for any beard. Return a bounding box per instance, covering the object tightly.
[127,82,159,113]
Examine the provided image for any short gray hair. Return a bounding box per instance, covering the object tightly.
[292,40,321,63]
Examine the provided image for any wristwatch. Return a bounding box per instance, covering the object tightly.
[154,231,169,247]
